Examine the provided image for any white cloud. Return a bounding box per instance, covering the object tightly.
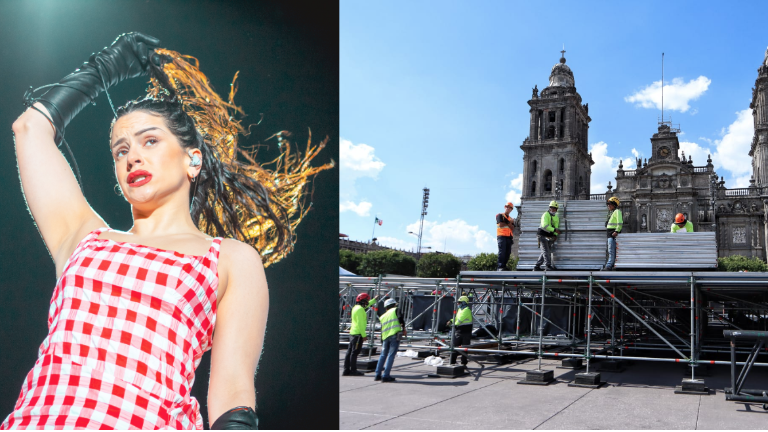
[405,218,495,254]
[505,173,523,211]
[731,174,752,188]
[340,138,385,200]
[631,148,640,159]
[589,141,638,193]
[712,109,754,178]
[625,76,711,113]
[679,141,711,166]
[340,200,372,217]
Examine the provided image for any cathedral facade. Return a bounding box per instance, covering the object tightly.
[520,48,768,259]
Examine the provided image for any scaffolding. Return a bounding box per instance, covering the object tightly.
[340,271,768,386]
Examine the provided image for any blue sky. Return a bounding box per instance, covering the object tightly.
[340,0,767,256]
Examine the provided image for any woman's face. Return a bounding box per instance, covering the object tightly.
[110,111,199,207]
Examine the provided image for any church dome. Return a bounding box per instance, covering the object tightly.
[549,55,575,87]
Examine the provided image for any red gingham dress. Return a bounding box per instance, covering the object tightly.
[1,228,221,430]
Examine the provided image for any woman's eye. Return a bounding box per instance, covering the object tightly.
[145,138,158,146]
[115,149,127,158]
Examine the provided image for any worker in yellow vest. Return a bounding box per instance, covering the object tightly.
[374,299,406,382]
[343,293,378,376]
[496,202,515,271]
[447,296,473,366]
[671,213,694,233]
[534,201,561,271]
[602,197,623,271]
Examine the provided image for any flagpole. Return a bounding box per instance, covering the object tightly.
[371,215,378,244]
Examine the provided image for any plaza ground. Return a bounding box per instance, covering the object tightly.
[339,350,768,430]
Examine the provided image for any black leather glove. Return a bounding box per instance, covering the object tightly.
[210,406,258,430]
[37,32,162,144]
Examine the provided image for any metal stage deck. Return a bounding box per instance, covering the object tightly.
[340,271,768,393]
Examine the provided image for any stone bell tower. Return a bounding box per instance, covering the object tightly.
[750,47,768,187]
[521,49,594,201]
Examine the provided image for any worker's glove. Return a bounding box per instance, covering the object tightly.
[210,406,258,430]
[36,32,163,145]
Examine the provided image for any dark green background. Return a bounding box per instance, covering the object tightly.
[0,0,338,429]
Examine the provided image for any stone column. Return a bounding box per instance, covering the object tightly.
[555,108,561,140]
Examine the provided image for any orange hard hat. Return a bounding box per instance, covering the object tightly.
[505,202,514,209]
[675,213,686,224]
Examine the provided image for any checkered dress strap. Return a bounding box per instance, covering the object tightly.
[1,228,222,430]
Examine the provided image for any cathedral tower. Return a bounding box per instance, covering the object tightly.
[521,50,594,200]
[750,48,768,187]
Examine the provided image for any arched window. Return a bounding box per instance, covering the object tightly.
[532,160,537,175]
[544,170,553,192]
[547,126,555,139]
[559,158,565,175]
[531,181,536,195]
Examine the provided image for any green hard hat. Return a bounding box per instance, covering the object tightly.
[458,296,470,303]
[549,200,559,209]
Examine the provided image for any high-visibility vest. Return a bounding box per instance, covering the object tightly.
[497,213,513,237]
[349,299,376,337]
[451,307,473,327]
[671,220,694,233]
[606,209,623,232]
[540,212,559,235]
[379,308,402,340]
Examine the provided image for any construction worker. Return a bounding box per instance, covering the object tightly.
[497,202,515,271]
[343,293,378,376]
[671,213,694,233]
[447,296,473,366]
[602,197,623,271]
[534,201,561,271]
[374,299,406,382]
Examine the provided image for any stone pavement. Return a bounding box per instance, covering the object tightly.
[339,351,768,429]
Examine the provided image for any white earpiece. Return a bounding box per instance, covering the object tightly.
[189,151,202,167]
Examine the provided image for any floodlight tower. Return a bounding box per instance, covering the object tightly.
[417,187,429,258]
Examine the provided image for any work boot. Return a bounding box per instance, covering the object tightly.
[545,266,556,271]
[533,265,542,271]
[349,370,364,376]
[601,265,613,271]
[382,377,396,382]
[374,375,381,381]
[342,370,351,376]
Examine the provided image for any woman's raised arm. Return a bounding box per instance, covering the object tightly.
[13,104,104,269]
[12,33,161,271]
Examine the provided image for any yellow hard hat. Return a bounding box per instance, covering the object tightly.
[607,197,620,207]
[548,200,559,209]
[458,296,470,303]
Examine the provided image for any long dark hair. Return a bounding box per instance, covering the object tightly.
[113,49,332,266]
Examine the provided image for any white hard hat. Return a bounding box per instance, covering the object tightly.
[384,298,397,308]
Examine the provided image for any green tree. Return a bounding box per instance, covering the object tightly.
[339,249,363,274]
[467,252,518,271]
[416,253,462,278]
[717,255,768,272]
[358,250,417,277]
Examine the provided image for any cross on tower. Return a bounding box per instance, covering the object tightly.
[561,45,565,59]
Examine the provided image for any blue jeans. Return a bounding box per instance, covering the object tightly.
[497,236,513,270]
[375,335,400,378]
[606,236,617,268]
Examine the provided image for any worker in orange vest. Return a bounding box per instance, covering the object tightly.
[497,202,515,271]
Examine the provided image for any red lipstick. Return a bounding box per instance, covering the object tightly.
[127,170,152,187]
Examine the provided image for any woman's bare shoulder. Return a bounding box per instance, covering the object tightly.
[217,239,265,300]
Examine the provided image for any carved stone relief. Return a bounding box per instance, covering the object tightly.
[733,226,746,244]
[656,208,672,231]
